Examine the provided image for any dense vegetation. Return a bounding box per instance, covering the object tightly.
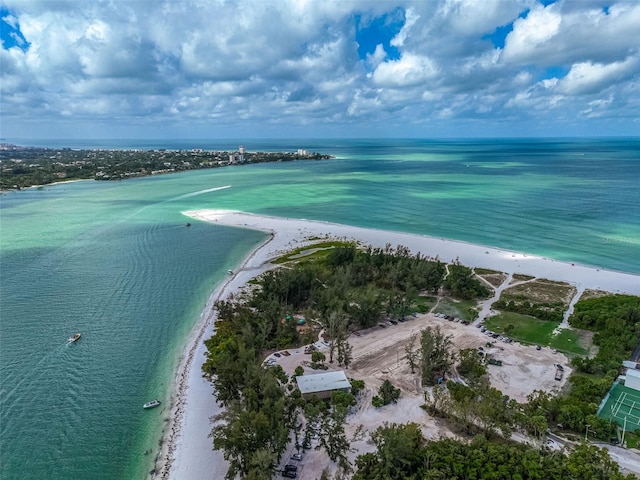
[508,295,640,442]
[201,243,492,478]
[354,424,634,480]
[420,296,640,443]
[0,144,332,189]
[202,242,638,478]
[570,295,640,374]
[444,263,491,300]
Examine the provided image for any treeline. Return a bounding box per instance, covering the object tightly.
[203,242,640,478]
[353,424,634,480]
[0,145,332,189]
[570,295,640,374]
[202,243,491,478]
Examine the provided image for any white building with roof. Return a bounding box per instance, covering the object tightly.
[624,368,640,391]
[296,371,351,400]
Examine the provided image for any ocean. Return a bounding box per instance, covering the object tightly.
[1,138,639,479]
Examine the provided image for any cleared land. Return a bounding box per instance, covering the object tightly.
[270,313,572,478]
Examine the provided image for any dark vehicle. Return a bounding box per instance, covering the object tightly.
[282,471,297,478]
[378,323,387,328]
[274,352,282,358]
[389,320,398,325]
[284,465,298,472]
[536,345,542,350]
[292,453,304,460]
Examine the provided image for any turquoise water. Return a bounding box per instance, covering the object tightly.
[1,138,639,479]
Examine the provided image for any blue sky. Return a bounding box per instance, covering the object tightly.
[1,0,639,140]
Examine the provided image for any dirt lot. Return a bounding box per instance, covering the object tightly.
[268,313,571,478]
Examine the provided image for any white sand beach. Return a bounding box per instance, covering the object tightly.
[157,209,640,479]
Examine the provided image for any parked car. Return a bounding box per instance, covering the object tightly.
[284,464,298,472]
[291,453,304,461]
[389,320,398,325]
[282,471,297,478]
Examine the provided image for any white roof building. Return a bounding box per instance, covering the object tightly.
[296,371,351,399]
[625,368,640,391]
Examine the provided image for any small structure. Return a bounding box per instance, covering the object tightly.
[296,371,351,400]
[555,367,563,381]
[624,368,640,391]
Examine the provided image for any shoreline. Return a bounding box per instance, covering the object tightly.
[153,222,283,479]
[157,209,640,479]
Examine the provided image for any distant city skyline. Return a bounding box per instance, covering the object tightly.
[1,0,639,140]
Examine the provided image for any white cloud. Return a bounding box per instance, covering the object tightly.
[372,53,439,88]
[556,58,640,95]
[502,4,561,62]
[1,0,638,138]
[366,44,387,69]
[502,2,640,66]
[439,0,531,35]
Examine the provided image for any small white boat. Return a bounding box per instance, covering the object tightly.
[68,333,81,343]
[143,400,161,409]
[227,270,233,275]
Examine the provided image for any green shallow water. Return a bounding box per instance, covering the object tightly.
[1,138,639,479]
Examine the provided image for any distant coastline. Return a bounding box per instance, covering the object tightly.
[0,143,334,191]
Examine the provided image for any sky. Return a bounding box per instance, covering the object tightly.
[1,0,639,140]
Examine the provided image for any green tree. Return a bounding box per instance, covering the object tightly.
[420,326,455,386]
[404,333,419,374]
[311,351,326,369]
[457,348,487,387]
[444,262,490,299]
[318,400,352,472]
[373,380,401,407]
[353,423,425,480]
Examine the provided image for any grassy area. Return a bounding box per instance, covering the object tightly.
[484,312,557,345]
[477,273,507,288]
[483,312,589,354]
[580,289,610,301]
[412,295,437,313]
[502,279,576,306]
[474,268,502,275]
[624,432,640,449]
[272,241,353,264]
[512,273,535,282]
[549,328,589,355]
[433,298,478,321]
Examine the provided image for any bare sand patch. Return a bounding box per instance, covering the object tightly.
[269,313,571,477]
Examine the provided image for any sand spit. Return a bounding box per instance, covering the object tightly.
[155,209,640,480]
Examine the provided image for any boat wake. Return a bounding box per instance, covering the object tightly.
[171,185,231,201]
